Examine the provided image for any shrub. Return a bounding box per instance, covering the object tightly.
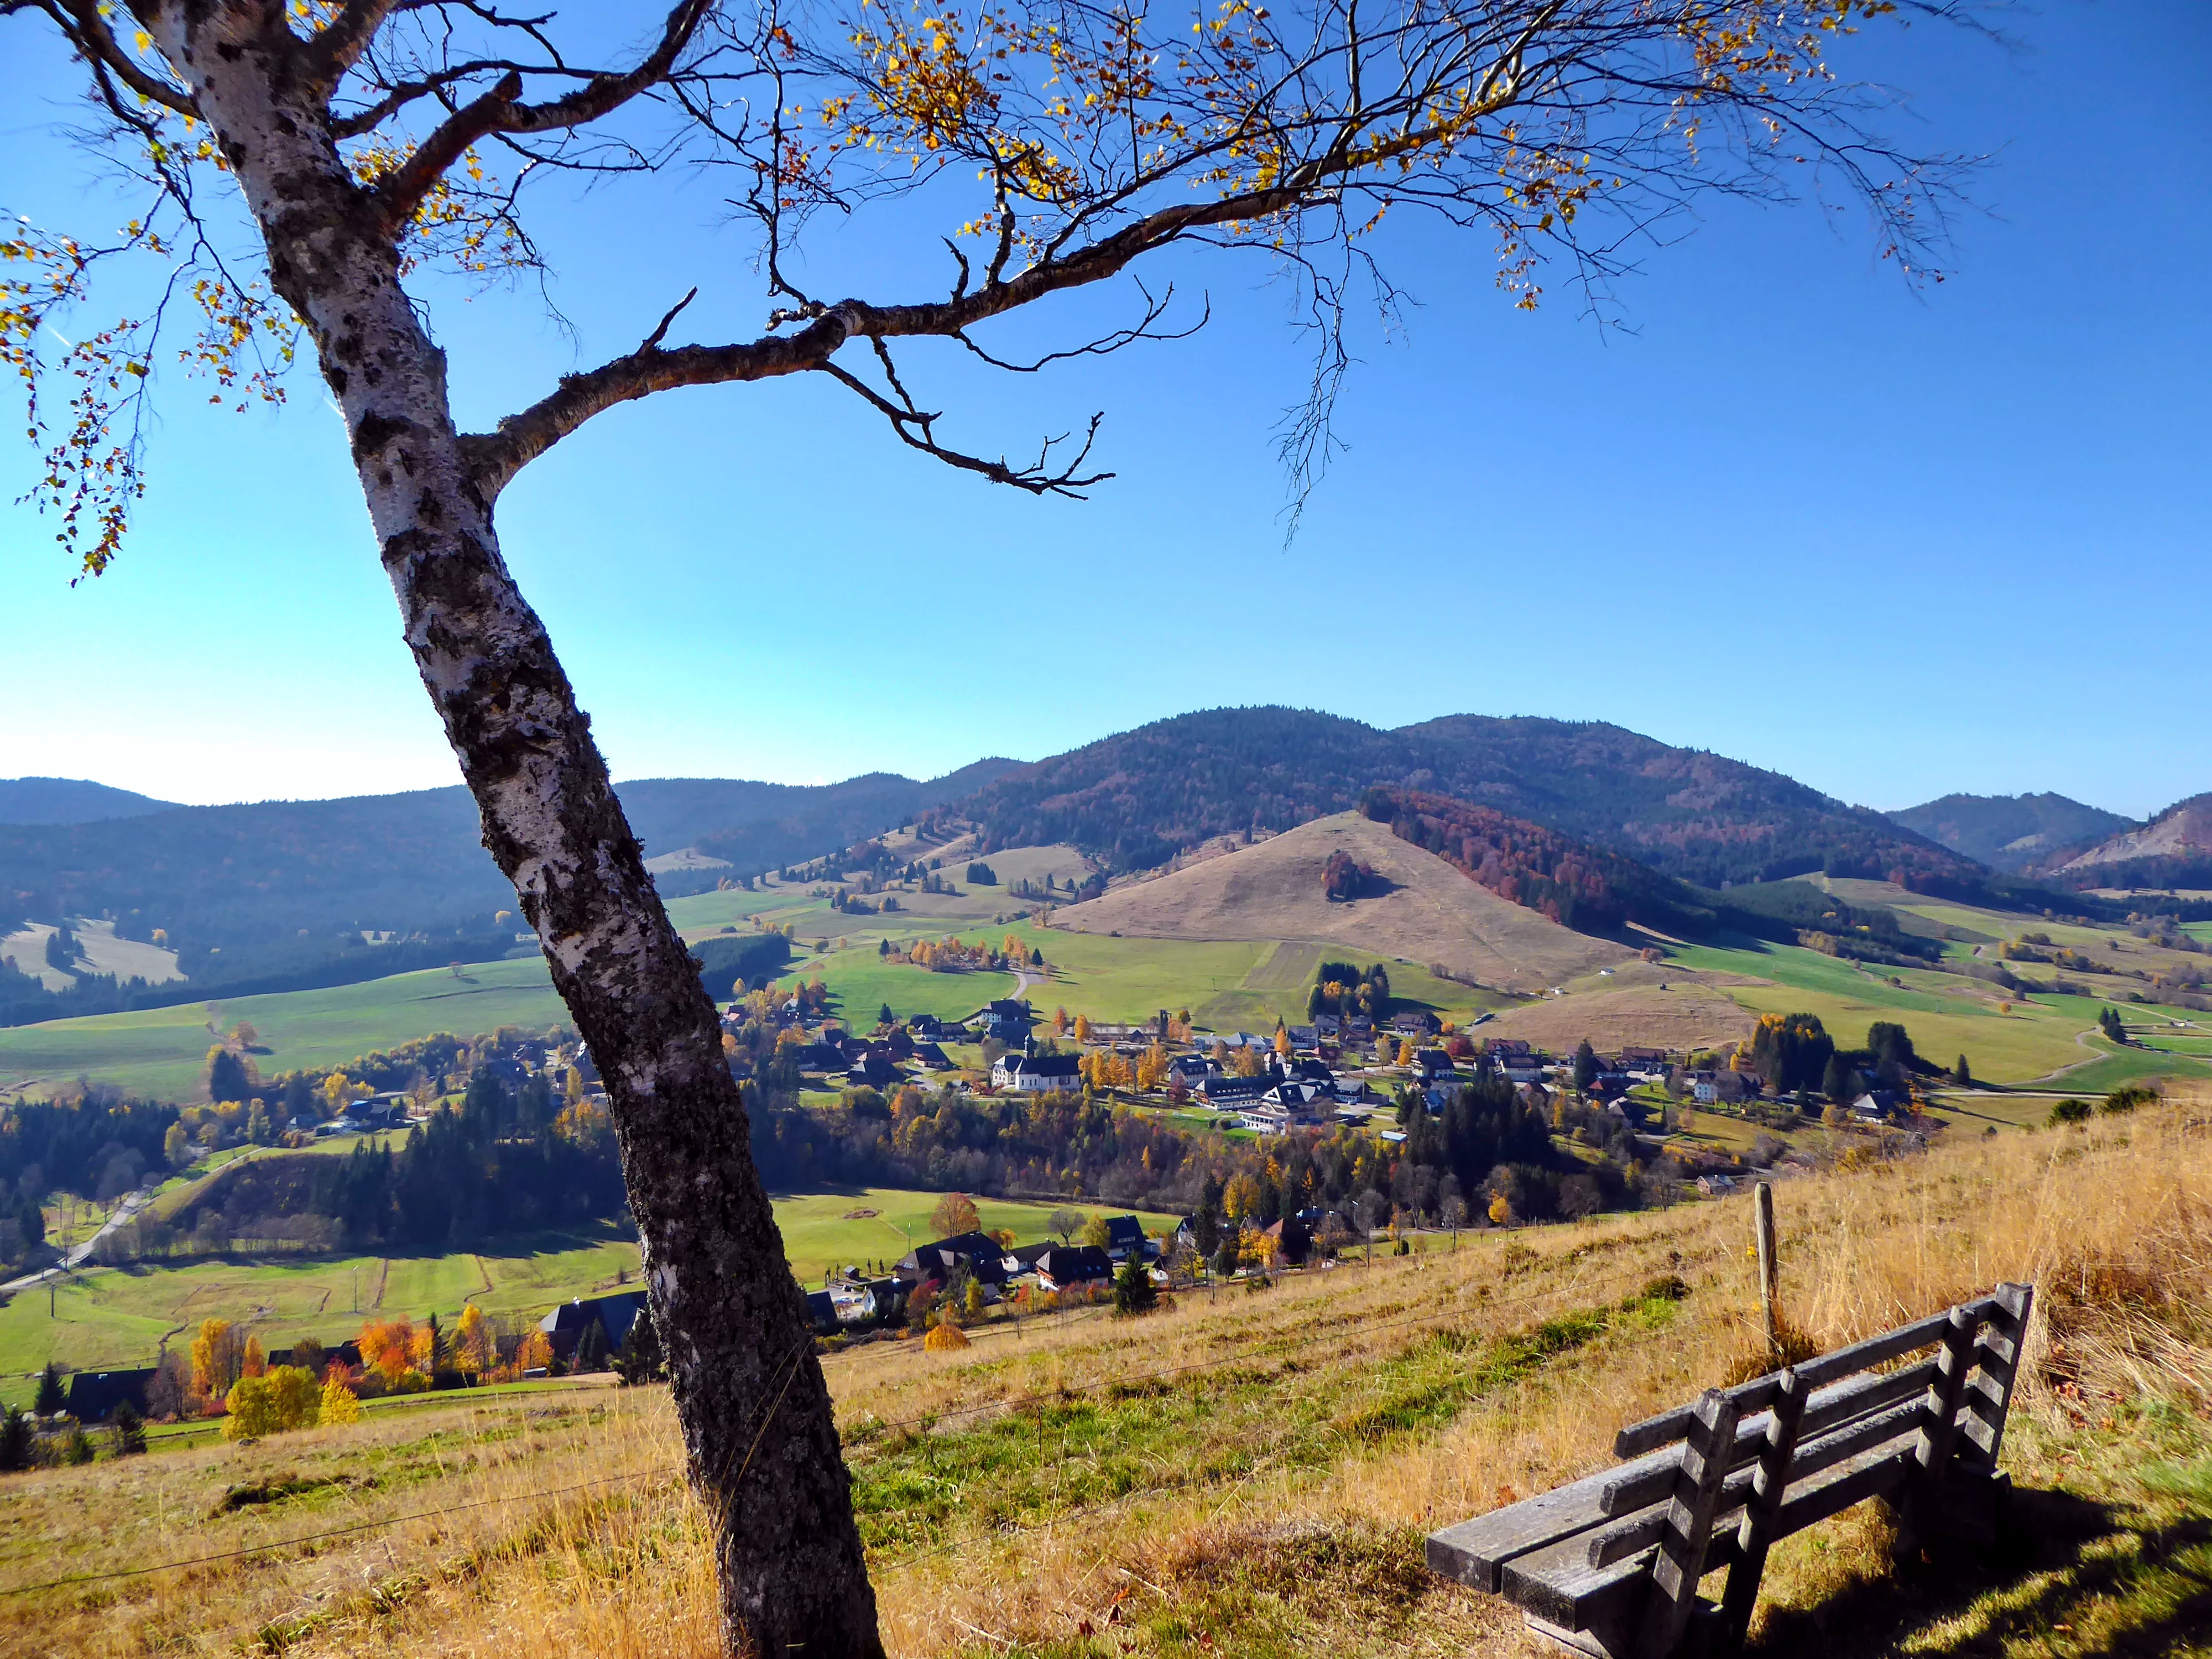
[319,1377,363,1425]
[0,1408,27,1472]
[223,1375,277,1441]
[2103,1084,2158,1115]
[111,1402,147,1456]
[267,1365,321,1431]
[61,1428,96,1465]
[922,1322,970,1352]
[2050,1098,2092,1125]
[1112,1259,1157,1316]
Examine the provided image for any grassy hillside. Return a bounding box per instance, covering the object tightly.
[0,956,565,1100]
[0,1191,1177,1403]
[7,1097,2207,1659]
[1054,812,1630,993]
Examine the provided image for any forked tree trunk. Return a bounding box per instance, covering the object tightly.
[146,7,883,1653]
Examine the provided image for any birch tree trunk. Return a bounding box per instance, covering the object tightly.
[146,9,882,1653]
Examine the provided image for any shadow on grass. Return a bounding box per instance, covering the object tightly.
[1751,1482,2212,1658]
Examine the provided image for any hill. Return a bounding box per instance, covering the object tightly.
[938,707,1975,889]
[0,764,1020,1026]
[1884,791,2134,872]
[1051,812,1631,991]
[2053,791,2212,888]
[0,777,178,826]
[9,1100,2206,1659]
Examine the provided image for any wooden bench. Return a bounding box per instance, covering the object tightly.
[1426,1282,2034,1658]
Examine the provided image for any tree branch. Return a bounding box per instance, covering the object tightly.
[44,0,200,117]
[376,0,710,226]
[304,0,408,86]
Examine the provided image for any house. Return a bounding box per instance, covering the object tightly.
[847,1053,903,1089]
[1422,1084,1457,1115]
[1345,1015,1374,1039]
[1032,1244,1113,1292]
[539,1292,646,1361]
[898,1232,1016,1287]
[1413,1048,1456,1079]
[1392,1011,1443,1036]
[1852,1090,1902,1122]
[1333,1077,1374,1105]
[1621,1046,1669,1071]
[65,1368,155,1422]
[1313,1014,1342,1038]
[1199,1074,1272,1107]
[992,1049,1081,1094]
[1695,1175,1740,1197]
[1166,1053,1214,1087]
[911,1041,952,1070]
[1287,1025,1318,1050]
[789,1042,847,1073]
[980,999,1034,1043]
[1498,1056,1544,1085]
[909,1014,959,1040]
[1101,1214,1151,1260]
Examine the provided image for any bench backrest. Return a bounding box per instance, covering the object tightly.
[1426,1281,2036,1659]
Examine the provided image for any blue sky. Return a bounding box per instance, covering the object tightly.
[1,1,2205,820]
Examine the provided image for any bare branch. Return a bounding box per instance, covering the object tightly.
[43,0,200,117]
[305,0,408,86]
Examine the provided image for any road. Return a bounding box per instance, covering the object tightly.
[2,1183,158,1293]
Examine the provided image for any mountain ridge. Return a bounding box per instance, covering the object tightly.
[0,777,180,826]
[1884,791,2133,873]
[935,706,1975,890]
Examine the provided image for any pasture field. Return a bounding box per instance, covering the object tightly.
[774,922,1508,1036]
[1661,937,2212,1087]
[0,1190,1177,1404]
[0,1226,643,1403]
[770,1188,1179,1286]
[4,1099,2207,1659]
[0,956,565,1102]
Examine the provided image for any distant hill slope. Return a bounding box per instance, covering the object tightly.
[1051,812,1631,992]
[938,707,1971,889]
[2052,792,2212,889]
[0,777,179,826]
[0,763,1020,1025]
[1885,792,2133,872]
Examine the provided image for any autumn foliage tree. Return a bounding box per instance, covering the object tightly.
[4,0,1967,1650]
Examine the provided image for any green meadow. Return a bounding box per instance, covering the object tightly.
[0,956,565,1102]
[770,1188,1179,1286]
[0,1225,641,1404]
[1665,936,2212,1087]
[773,923,1507,1034]
[0,1188,1180,1405]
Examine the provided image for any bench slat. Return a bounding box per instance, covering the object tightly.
[1425,1463,1641,1592]
[1792,1296,2001,1390]
[1771,1438,1918,1535]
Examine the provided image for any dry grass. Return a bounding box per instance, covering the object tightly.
[6,1093,2209,1659]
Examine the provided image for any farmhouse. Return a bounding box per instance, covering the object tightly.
[992,1048,1081,1093]
[539,1291,645,1361]
[899,1232,1016,1287]
[1030,1243,1113,1291]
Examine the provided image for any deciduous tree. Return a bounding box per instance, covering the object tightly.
[930,1191,982,1238]
[4,1,1966,1646]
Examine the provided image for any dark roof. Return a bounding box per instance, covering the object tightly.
[986,999,1031,1020]
[805,1290,839,1332]
[1103,1215,1146,1250]
[900,1232,1011,1284]
[539,1292,646,1355]
[1005,1052,1080,1078]
[912,1041,952,1066]
[1033,1244,1113,1284]
[65,1368,154,1422]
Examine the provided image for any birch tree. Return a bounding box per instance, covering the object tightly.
[3,0,1963,1650]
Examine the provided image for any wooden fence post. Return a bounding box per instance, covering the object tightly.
[1719,1365,1804,1653]
[1754,1181,1780,1365]
[1641,1387,1740,1659]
